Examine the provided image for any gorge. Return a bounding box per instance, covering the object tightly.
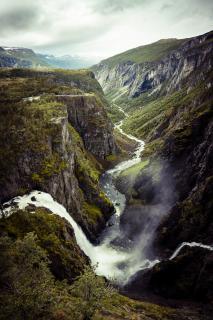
[0,30,213,320]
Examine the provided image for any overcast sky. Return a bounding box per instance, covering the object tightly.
[0,0,212,60]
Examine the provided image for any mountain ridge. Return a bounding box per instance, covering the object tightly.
[0,47,96,69]
[92,30,213,111]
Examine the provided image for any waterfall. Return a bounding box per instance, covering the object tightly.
[169,241,213,260]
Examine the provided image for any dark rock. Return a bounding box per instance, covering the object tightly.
[125,246,213,303]
[56,94,117,159]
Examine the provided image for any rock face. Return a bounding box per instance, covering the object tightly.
[56,94,117,159]
[93,31,213,102]
[125,246,213,303]
[0,69,116,240]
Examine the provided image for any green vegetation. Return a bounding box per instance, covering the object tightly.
[68,124,101,183]
[0,230,115,320]
[0,208,87,282]
[83,202,102,224]
[121,90,185,140]
[104,102,126,123]
[120,82,212,160]
[93,38,185,69]
[0,68,103,102]
[0,95,68,188]
[71,265,115,320]
[142,138,164,157]
[0,232,57,320]
[119,159,149,179]
[96,293,175,320]
[68,123,113,227]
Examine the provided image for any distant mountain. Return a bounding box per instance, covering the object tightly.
[0,47,49,68]
[38,53,97,69]
[0,47,96,69]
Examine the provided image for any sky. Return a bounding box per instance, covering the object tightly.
[0,0,212,61]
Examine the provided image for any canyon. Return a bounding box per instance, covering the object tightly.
[0,30,213,319]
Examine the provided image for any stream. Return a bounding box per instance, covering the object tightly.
[3,114,213,285]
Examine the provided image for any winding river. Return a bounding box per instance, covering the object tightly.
[3,111,213,285]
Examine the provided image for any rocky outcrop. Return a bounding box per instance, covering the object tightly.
[125,246,213,303]
[0,207,88,283]
[0,69,116,240]
[56,94,117,159]
[93,31,213,102]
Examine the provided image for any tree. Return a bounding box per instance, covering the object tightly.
[0,233,116,320]
[70,265,116,320]
[0,233,56,320]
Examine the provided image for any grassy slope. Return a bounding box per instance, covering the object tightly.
[121,80,212,156]
[92,39,186,122]
[93,38,185,69]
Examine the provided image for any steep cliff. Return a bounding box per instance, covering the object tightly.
[120,73,213,253]
[56,94,116,159]
[0,69,116,240]
[93,31,213,113]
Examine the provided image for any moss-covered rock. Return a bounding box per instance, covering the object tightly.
[0,208,88,282]
[0,68,116,240]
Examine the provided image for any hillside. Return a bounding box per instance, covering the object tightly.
[93,38,185,68]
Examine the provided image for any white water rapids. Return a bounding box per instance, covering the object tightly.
[2,116,213,285]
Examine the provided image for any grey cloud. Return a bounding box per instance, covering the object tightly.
[91,0,147,14]
[160,3,173,11]
[0,0,212,58]
[0,6,41,35]
[34,21,112,52]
